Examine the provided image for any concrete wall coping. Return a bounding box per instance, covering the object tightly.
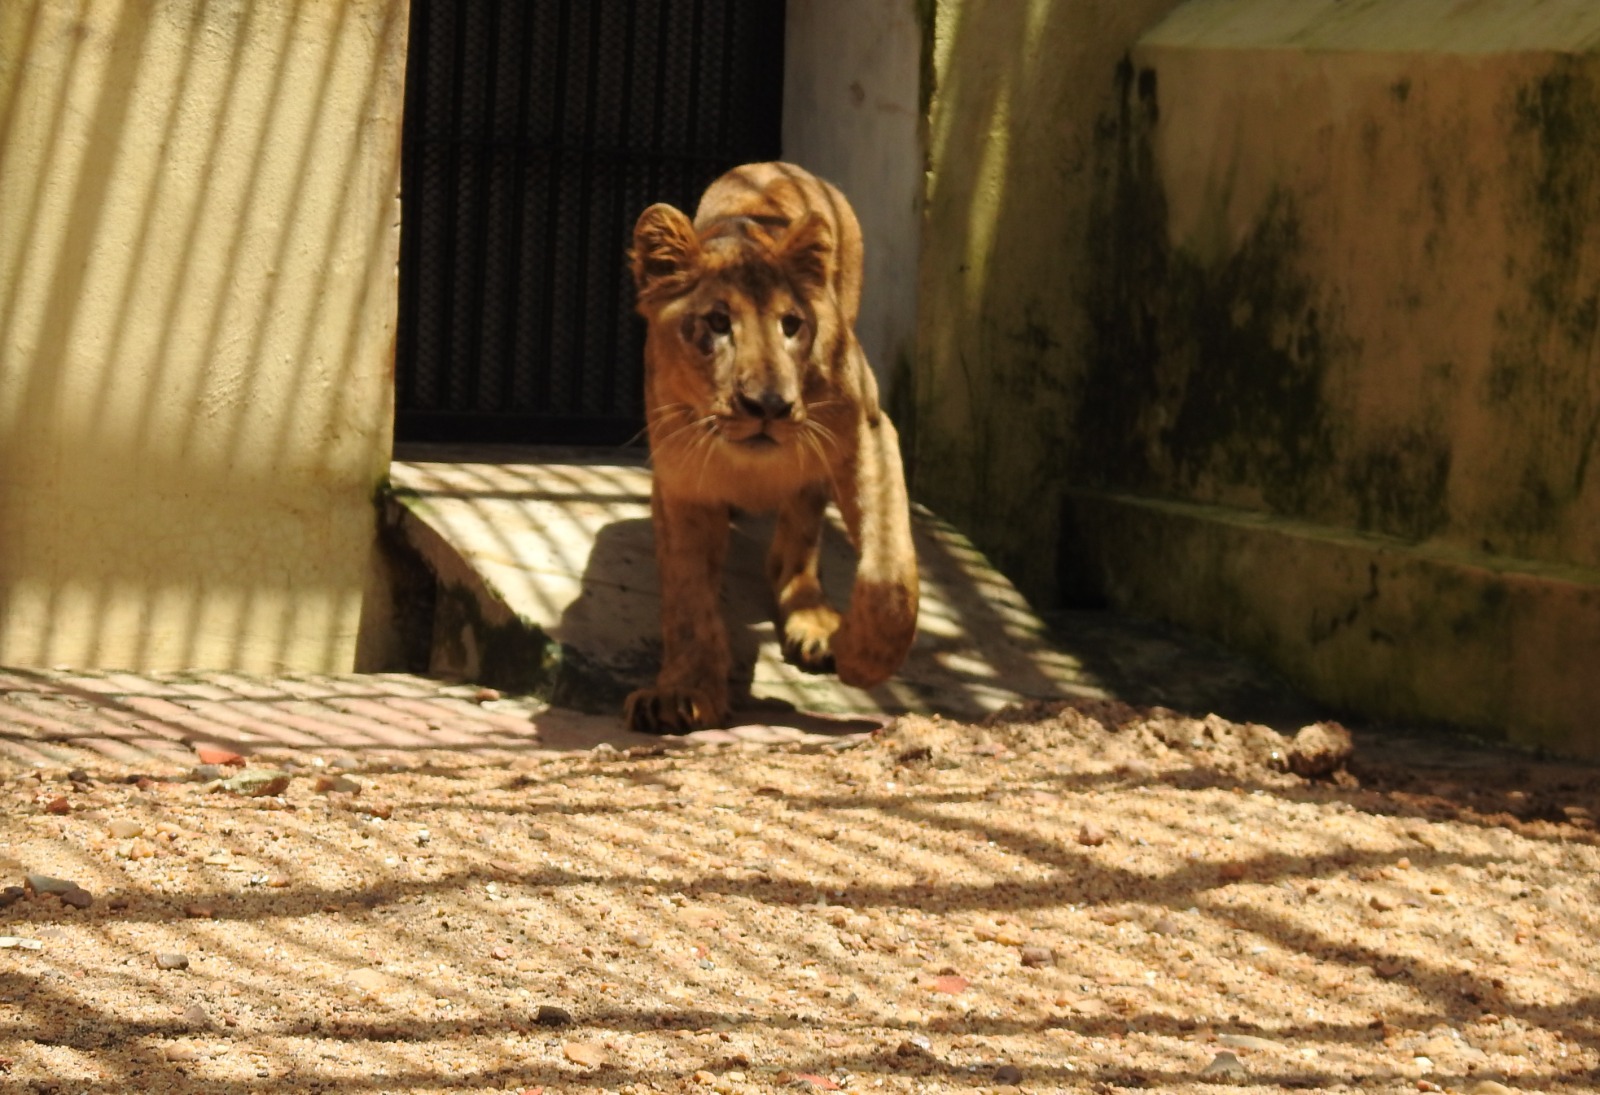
[1142,0,1600,54]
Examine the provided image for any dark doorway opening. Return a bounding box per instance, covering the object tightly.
[396,0,786,445]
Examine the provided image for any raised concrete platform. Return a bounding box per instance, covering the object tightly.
[1065,489,1600,757]
[1030,1,1600,760]
[377,444,1109,725]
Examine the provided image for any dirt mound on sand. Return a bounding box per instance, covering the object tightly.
[886,698,1355,787]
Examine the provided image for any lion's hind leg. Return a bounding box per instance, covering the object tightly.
[766,483,842,673]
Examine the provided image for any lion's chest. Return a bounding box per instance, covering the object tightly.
[652,441,829,513]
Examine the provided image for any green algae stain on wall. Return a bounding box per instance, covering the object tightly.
[1077,62,1343,517]
[1513,57,1600,296]
[1074,59,1170,490]
[1490,55,1600,550]
[1343,427,1453,541]
[1074,57,1476,549]
[1160,189,1339,514]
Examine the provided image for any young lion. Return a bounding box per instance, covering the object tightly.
[626,162,919,733]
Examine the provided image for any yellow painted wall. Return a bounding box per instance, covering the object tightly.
[1123,9,1600,573]
[915,0,1600,753]
[0,0,407,670]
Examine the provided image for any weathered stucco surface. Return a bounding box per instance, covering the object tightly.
[1103,9,1600,570]
[783,0,924,407]
[916,0,1600,754]
[0,0,406,670]
[912,0,1187,602]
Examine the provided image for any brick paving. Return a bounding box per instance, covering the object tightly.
[0,668,556,771]
[0,666,887,773]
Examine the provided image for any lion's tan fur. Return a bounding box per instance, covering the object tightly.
[625,163,919,733]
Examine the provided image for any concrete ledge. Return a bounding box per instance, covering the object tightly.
[1063,489,1600,757]
[373,445,1109,722]
[1140,0,1600,53]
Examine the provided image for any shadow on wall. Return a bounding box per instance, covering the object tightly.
[0,0,403,673]
[909,0,1188,608]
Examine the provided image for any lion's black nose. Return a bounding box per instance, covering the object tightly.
[735,391,793,420]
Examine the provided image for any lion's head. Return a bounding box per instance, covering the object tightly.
[630,204,848,463]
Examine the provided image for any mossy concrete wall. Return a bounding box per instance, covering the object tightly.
[915,0,1600,754]
[913,0,1186,602]
[0,1,407,671]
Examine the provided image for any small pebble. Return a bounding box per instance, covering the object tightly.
[195,746,246,767]
[994,1063,1024,1084]
[24,874,92,908]
[108,819,145,839]
[535,1004,574,1026]
[1019,945,1055,968]
[1076,822,1107,847]
[213,769,291,796]
[562,1041,607,1067]
[348,967,397,997]
[314,774,362,795]
[155,953,190,971]
[1200,1050,1249,1083]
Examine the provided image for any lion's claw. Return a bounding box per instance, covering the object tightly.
[624,686,725,734]
[781,605,841,674]
[782,634,836,674]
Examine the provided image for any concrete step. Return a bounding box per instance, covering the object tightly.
[378,444,1114,725]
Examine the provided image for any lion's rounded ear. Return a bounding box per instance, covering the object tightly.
[779,211,834,294]
[631,204,699,298]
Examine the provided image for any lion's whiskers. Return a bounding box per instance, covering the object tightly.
[646,406,716,468]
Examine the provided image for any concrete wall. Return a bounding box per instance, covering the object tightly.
[912,0,1187,600]
[0,0,407,671]
[1102,2,1600,569]
[914,0,1600,754]
[783,0,924,404]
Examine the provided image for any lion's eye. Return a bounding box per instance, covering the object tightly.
[705,311,731,335]
[780,314,803,338]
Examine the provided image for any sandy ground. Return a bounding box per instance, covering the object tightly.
[2,693,1599,1095]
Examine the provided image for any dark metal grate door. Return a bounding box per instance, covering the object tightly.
[396,0,785,445]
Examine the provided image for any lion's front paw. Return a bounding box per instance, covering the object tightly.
[624,685,727,734]
[830,626,898,689]
[831,579,918,689]
[780,604,842,674]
